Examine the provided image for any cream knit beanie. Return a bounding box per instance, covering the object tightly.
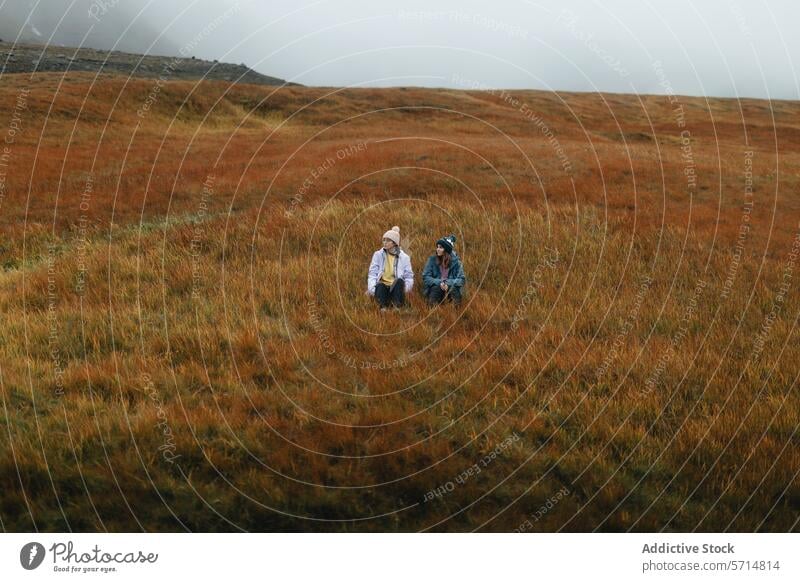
[382,225,401,246]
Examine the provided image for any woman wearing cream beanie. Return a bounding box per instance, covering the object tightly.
[366,226,414,309]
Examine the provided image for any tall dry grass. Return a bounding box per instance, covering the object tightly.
[0,72,798,531]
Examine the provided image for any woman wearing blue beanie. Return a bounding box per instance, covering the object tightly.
[421,234,465,306]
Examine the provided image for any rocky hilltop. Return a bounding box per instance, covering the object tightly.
[0,41,293,86]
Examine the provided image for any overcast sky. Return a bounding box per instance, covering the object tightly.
[2,0,798,99]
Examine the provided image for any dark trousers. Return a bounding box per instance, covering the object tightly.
[375,281,405,308]
[426,284,462,305]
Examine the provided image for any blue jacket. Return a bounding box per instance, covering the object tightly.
[422,252,465,293]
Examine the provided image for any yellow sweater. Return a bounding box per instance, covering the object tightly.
[380,252,396,285]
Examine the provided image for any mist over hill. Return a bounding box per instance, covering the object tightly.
[0,0,179,55]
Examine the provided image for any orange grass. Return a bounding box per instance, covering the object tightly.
[0,72,799,531]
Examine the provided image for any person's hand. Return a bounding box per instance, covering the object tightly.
[440,282,448,291]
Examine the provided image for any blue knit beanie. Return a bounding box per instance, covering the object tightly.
[436,234,456,254]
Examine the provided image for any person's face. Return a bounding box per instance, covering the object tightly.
[436,244,445,256]
[383,237,396,250]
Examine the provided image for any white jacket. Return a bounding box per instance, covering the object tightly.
[367,248,414,295]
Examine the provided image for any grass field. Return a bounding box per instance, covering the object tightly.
[1,71,799,532]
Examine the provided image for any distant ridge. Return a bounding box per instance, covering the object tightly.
[0,41,296,86]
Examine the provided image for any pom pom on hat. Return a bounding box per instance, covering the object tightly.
[437,234,456,254]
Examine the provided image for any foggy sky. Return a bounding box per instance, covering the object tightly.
[1,0,798,99]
